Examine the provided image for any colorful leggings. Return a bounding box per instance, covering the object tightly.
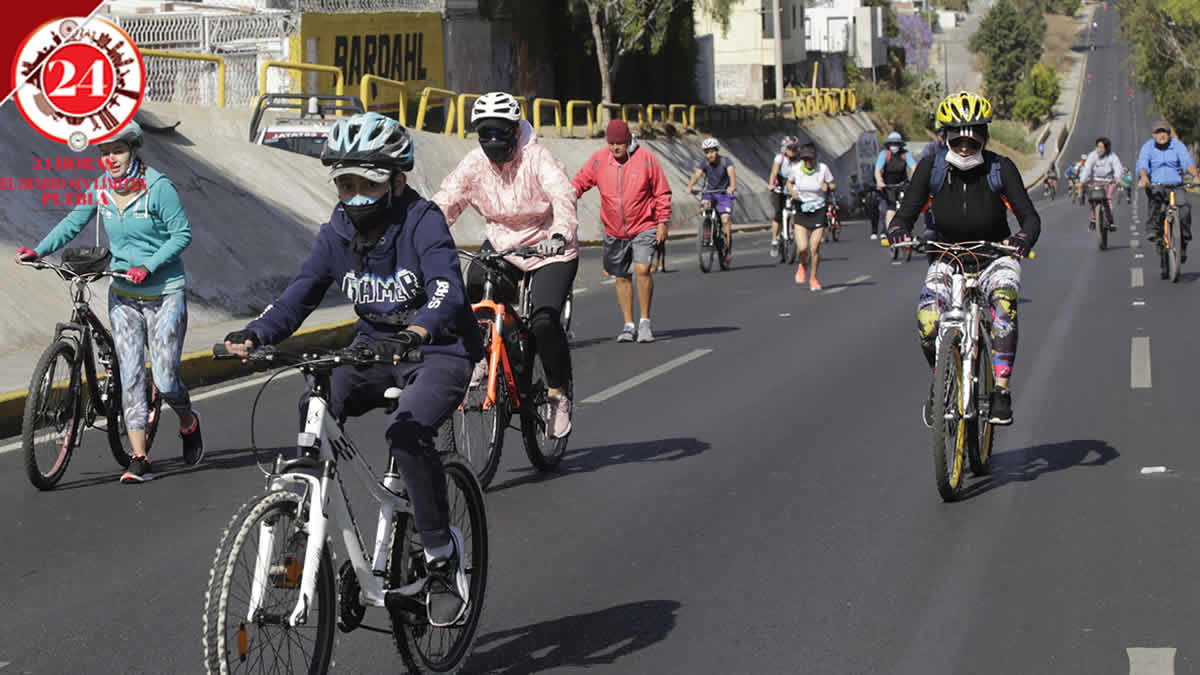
[917,257,1020,379]
[108,289,192,432]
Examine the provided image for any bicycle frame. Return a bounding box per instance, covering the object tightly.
[935,272,986,421]
[247,387,414,628]
[699,195,721,247]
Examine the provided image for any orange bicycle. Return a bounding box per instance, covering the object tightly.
[453,245,571,488]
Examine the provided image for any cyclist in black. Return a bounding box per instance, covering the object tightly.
[873,131,916,239]
[887,92,1041,427]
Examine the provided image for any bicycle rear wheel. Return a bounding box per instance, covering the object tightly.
[1097,203,1108,250]
[390,457,488,674]
[967,339,995,476]
[203,490,336,675]
[519,340,570,471]
[106,372,163,469]
[931,331,967,502]
[1168,211,1182,283]
[697,219,715,273]
[22,340,82,490]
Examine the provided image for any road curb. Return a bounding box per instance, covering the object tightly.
[1029,5,1095,190]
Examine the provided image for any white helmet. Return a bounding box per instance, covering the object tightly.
[471,92,521,126]
[701,138,720,151]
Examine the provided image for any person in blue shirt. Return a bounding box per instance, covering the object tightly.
[1136,119,1198,261]
[873,131,917,239]
[15,120,203,483]
[223,113,484,627]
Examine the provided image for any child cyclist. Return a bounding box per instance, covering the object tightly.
[223,112,484,627]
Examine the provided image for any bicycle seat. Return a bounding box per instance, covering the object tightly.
[384,387,403,400]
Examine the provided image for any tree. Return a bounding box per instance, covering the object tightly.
[573,0,733,106]
[1119,0,1200,143]
[968,0,1045,114]
[1012,96,1051,123]
[1029,63,1060,106]
[892,14,935,72]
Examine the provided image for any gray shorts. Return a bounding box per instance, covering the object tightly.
[603,229,658,277]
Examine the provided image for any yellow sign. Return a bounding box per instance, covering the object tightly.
[292,12,444,113]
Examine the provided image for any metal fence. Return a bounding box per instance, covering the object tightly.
[298,0,443,10]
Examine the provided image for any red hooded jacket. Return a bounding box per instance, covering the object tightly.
[572,141,672,240]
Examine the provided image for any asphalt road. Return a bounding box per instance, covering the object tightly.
[1,11,1197,674]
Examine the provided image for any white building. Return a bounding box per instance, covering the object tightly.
[694,0,807,104]
[805,0,886,69]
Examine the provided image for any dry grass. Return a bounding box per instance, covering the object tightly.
[989,140,1035,172]
[1043,13,1081,74]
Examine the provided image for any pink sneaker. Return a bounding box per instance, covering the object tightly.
[546,394,572,438]
[794,263,807,284]
[809,277,823,291]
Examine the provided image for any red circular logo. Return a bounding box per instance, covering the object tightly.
[42,43,117,117]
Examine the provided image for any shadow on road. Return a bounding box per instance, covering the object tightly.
[958,438,1119,500]
[489,437,709,492]
[52,446,272,490]
[570,326,738,349]
[468,600,680,674]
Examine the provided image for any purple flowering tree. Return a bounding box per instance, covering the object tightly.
[892,14,935,72]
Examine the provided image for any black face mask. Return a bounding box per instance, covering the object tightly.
[480,135,517,164]
[342,187,393,234]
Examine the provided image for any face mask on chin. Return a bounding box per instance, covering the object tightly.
[946,150,984,171]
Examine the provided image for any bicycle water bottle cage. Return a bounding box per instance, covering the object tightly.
[61,247,111,275]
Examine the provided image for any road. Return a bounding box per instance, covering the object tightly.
[1,10,1197,674]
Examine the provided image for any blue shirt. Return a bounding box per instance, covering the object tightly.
[696,156,734,192]
[1136,137,1195,185]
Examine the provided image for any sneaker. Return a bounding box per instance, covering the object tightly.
[120,455,154,483]
[546,392,572,438]
[468,358,488,388]
[989,387,1013,425]
[636,318,655,343]
[724,248,733,264]
[808,277,822,292]
[770,240,779,258]
[794,263,807,284]
[1109,223,1118,232]
[425,527,470,627]
[869,233,879,240]
[1088,219,1096,231]
[181,411,204,466]
[616,323,635,343]
[922,382,935,428]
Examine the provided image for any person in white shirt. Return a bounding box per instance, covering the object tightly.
[784,142,836,291]
[1080,136,1124,233]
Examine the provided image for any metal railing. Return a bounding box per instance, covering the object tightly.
[565,100,595,137]
[416,87,457,135]
[533,98,563,135]
[260,61,345,98]
[360,74,408,126]
[140,49,225,108]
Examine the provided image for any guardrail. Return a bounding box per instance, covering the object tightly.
[141,49,225,107]
[669,104,688,126]
[416,87,457,135]
[596,102,621,128]
[646,104,667,124]
[259,61,344,98]
[565,99,595,137]
[360,74,408,126]
[620,103,645,125]
[532,97,563,135]
[455,92,482,138]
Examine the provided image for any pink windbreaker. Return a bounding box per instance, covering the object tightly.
[432,120,579,272]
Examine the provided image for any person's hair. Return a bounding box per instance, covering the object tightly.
[1096,137,1111,153]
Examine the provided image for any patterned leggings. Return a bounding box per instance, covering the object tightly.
[108,289,192,432]
[916,257,1021,379]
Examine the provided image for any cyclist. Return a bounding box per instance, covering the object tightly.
[223,112,485,627]
[1119,167,1134,204]
[686,138,737,263]
[1136,119,1198,262]
[434,92,579,435]
[886,91,1041,427]
[768,136,800,257]
[1063,159,1080,197]
[1079,137,1124,232]
[873,131,917,239]
[14,120,203,483]
[1045,161,1058,197]
[785,142,836,290]
[1073,154,1088,200]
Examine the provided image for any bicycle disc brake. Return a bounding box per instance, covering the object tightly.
[337,560,366,633]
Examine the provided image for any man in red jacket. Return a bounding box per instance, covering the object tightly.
[573,119,672,343]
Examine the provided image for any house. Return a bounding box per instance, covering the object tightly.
[693,0,807,104]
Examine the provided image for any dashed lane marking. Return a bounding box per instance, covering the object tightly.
[581,349,712,404]
[825,274,872,295]
[1131,337,1152,388]
[1131,267,1144,287]
[1132,238,1141,248]
[1135,253,1144,259]
[1127,647,1175,674]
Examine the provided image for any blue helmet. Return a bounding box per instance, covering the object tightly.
[886,131,903,144]
[322,112,414,173]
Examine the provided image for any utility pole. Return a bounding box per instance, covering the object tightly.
[773,0,784,101]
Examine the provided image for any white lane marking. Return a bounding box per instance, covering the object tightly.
[1135,253,1144,259]
[0,370,302,455]
[1132,238,1140,248]
[572,287,590,294]
[1131,267,1144,287]
[1133,300,1146,306]
[824,275,872,295]
[1127,647,1175,674]
[1131,336,1152,388]
[581,349,712,404]
[601,278,616,285]
[1140,466,1169,475]
[779,313,792,317]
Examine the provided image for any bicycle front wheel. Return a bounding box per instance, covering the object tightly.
[203,490,336,675]
[967,339,995,477]
[1097,204,1109,250]
[1168,211,1182,283]
[453,358,509,490]
[390,457,489,674]
[697,220,715,273]
[931,331,967,502]
[22,340,82,490]
[519,342,569,471]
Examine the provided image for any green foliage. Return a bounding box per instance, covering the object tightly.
[970,0,1046,115]
[1045,0,1080,15]
[863,0,901,38]
[1119,0,1200,144]
[694,0,738,35]
[990,119,1035,153]
[935,0,970,12]
[1012,96,1052,123]
[1029,63,1060,106]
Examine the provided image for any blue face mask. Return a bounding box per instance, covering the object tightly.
[342,184,392,231]
[344,192,381,207]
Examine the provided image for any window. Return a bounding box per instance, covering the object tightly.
[792,5,797,30]
[805,17,812,41]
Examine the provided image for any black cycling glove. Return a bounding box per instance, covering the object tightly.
[1006,232,1033,257]
[224,329,260,347]
[886,224,909,246]
[374,329,426,362]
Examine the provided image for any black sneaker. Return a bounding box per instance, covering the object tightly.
[1087,219,1096,231]
[989,388,1013,426]
[120,455,154,483]
[425,527,469,627]
[181,411,204,466]
[922,382,935,428]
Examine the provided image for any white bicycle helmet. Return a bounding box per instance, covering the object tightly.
[701,138,720,151]
[471,92,522,126]
[780,135,799,151]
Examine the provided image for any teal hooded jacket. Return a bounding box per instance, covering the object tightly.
[34,166,191,297]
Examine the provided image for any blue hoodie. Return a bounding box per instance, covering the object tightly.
[34,166,191,297]
[247,186,483,361]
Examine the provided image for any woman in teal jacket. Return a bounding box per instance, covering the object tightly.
[14,121,203,483]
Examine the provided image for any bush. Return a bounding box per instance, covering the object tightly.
[990,119,1036,152]
[1029,63,1061,106]
[935,0,970,11]
[1012,96,1052,124]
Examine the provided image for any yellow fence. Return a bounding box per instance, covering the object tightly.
[141,49,226,108]
[260,61,344,98]
[565,100,595,137]
[416,87,457,135]
[360,74,408,126]
[533,98,563,135]
[669,104,689,126]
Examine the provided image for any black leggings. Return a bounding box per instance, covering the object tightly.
[467,243,578,391]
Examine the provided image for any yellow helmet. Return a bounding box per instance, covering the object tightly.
[936,91,993,128]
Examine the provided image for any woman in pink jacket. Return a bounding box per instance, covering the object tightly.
[432,92,580,438]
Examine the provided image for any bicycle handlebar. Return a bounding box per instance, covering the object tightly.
[212,342,424,368]
[888,239,1035,259]
[19,259,134,281]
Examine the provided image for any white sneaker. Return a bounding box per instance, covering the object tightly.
[546,394,572,438]
[616,323,635,342]
[869,233,879,240]
[636,318,655,343]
